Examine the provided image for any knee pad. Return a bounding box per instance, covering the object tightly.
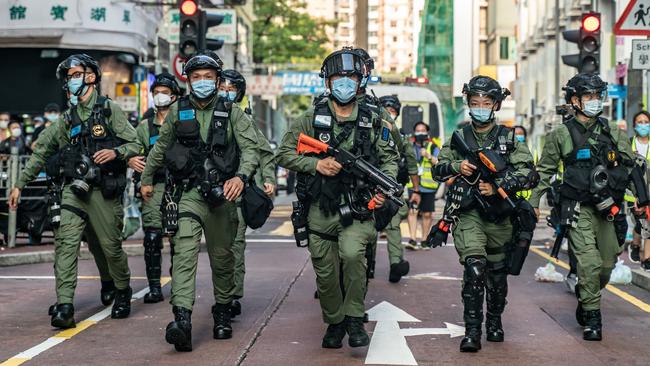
[465,256,487,281]
[144,229,163,250]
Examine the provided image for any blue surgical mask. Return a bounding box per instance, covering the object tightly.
[515,135,526,143]
[45,113,59,122]
[582,99,603,118]
[67,77,88,105]
[330,77,358,104]
[636,124,650,137]
[218,90,237,102]
[469,108,493,124]
[191,79,216,99]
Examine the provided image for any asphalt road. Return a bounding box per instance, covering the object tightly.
[2,199,650,366]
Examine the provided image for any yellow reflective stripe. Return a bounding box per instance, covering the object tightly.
[624,194,637,203]
[420,142,439,189]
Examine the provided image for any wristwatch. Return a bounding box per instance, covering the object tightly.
[236,173,248,183]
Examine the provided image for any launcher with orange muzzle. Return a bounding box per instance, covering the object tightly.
[450,130,516,209]
[296,133,404,209]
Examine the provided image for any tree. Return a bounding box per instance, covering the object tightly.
[253,0,335,65]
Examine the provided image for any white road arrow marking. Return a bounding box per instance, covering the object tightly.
[402,272,461,281]
[401,322,465,338]
[365,301,464,366]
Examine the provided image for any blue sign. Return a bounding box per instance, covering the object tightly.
[279,72,325,95]
[607,84,627,99]
[133,66,147,83]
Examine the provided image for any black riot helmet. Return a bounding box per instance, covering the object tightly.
[353,47,374,89]
[563,73,607,103]
[379,95,402,117]
[462,75,510,110]
[183,51,223,76]
[150,72,181,96]
[220,69,247,103]
[56,54,102,96]
[319,48,365,79]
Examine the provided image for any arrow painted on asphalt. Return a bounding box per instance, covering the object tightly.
[365,301,464,366]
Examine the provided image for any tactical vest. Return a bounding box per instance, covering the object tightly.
[146,117,167,184]
[560,118,630,204]
[64,96,126,177]
[164,96,240,185]
[455,124,516,222]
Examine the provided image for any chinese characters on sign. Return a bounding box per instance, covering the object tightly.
[632,39,650,70]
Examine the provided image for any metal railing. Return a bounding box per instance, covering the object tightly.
[0,147,50,248]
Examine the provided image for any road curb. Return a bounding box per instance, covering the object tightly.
[0,243,174,267]
[632,269,650,292]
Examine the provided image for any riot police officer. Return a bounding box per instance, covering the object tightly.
[378,95,419,282]
[529,73,639,341]
[9,54,139,328]
[218,69,276,317]
[277,49,399,349]
[432,75,536,352]
[140,52,260,352]
[129,72,182,303]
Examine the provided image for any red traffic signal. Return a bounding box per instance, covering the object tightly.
[582,14,600,32]
[180,0,197,16]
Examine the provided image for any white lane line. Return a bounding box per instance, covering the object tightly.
[0,277,170,366]
[0,276,150,280]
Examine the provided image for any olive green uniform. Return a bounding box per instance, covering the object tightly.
[141,95,259,310]
[529,119,633,311]
[276,99,398,324]
[135,120,165,230]
[16,90,139,304]
[233,125,276,299]
[436,125,534,264]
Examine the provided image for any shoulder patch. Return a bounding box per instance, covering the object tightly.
[179,109,195,121]
[382,120,393,130]
[382,126,390,141]
[314,114,332,128]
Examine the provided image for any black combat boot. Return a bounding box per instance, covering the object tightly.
[143,229,164,304]
[582,309,602,341]
[459,256,487,352]
[212,303,233,339]
[574,284,585,326]
[345,316,370,347]
[485,266,508,342]
[231,299,242,318]
[322,321,346,349]
[367,259,376,279]
[166,306,192,352]
[111,286,132,319]
[51,303,76,329]
[100,280,116,306]
[389,259,410,283]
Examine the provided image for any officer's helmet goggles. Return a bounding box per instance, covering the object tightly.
[320,52,364,79]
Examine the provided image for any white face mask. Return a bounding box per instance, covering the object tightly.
[153,93,173,107]
[0,121,8,129]
[11,128,21,138]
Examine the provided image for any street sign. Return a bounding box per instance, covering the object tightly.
[365,301,464,366]
[173,54,187,82]
[614,0,650,36]
[247,75,283,96]
[279,72,325,95]
[608,84,628,99]
[115,83,137,112]
[133,65,147,83]
[632,39,650,69]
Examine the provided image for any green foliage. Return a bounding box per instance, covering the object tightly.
[280,95,313,120]
[253,0,335,65]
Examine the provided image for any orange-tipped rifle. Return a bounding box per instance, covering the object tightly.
[450,130,516,209]
[296,133,404,208]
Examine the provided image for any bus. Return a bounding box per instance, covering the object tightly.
[366,84,445,143]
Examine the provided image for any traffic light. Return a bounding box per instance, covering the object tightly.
[561,12,601,74]
[179,0,200,58]
[199,11,225,51]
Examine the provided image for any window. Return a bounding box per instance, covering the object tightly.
[393,36,398,42]
[499,37,510,60]
[390,20,397,28]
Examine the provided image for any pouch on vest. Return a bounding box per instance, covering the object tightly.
[241,183,274,229]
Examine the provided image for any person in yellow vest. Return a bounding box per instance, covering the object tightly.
[629,111,650,270]
[406,122,440,250]
[0,112,11,142]
[514,126,532,200]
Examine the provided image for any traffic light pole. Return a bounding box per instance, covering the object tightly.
[555,0,560,105]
